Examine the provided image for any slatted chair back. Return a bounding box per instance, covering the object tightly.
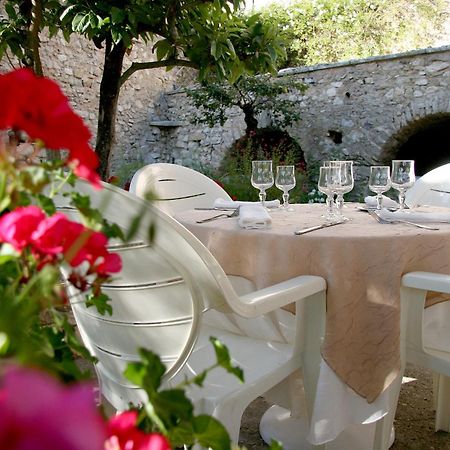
[129,163,232,215]
[58,180,231,409]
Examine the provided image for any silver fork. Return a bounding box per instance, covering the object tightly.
[196,207,240,223]
[368,210,439,230]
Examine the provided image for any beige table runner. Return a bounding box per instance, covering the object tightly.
[177,204,450,403]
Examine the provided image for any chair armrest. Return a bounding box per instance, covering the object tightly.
[236,275,326,318]
[402,271,450,294]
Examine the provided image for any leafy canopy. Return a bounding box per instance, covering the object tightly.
[258,0,450,68]
[0,0,286,84]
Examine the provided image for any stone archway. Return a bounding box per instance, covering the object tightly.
[380,112,450,176]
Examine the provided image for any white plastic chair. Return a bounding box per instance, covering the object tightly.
[129,163,232,215]
[405,163,450,208]
[401,271,450,432]
[58,180,327,446]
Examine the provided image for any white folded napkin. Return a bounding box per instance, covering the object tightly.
[213,197,280,209]
[364,195,398,209]
[238,205,272,229]
[378,208,450,223]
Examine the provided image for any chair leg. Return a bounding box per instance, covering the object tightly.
[435,373,450,432]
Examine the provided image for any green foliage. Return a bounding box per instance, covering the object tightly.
[259,0,450,68]
[187,74,306,130]
[124,339,246,450]
[53,0,286,84]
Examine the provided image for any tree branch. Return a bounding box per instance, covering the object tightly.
[120,58,198,86]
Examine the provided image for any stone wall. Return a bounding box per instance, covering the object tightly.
[154,45,450,189]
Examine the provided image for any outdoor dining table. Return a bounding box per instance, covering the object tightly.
[175,203,450,448]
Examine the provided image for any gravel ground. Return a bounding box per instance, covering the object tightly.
[238,364,450,450]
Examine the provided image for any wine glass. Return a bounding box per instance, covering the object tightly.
[251,160,274,208]
[323,161,353,220]
[334,161,354,220]
[275,165,296,211]
[318,166,337,221]
[368,166,391,210]
[391,160,415,210]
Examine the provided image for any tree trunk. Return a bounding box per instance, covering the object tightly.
[242,103,258,133]
[95,38,126,180]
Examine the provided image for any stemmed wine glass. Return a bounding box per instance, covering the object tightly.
[318,166,337,221]
[368,166,391,210]
[391,160,415,210]
[251,160,274,208]
[324,160,354,220]
[275,165,296,211]
[334,161,354,220]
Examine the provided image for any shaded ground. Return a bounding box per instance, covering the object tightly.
[239,364,450,450]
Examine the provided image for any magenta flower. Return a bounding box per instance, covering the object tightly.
[0,205,45,251]
[0,365,106,450]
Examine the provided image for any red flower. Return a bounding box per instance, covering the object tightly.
[69,143,101,189]
[94,253,122,276]
[0,205,45,251]
[0,68,101,187]
[31,213,121,274]
[32,213,83,256]
[105,411,171,450]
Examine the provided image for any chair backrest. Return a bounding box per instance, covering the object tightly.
[129,163,232,215]
[405,163,450,208]
[57,180,239,407]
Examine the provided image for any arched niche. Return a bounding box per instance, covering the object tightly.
[379,113,450,176]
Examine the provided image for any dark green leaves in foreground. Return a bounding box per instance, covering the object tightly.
[124,337,246,450]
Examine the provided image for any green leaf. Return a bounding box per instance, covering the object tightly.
[210,337,244,382]
[154,39,171,61]
[111,7,126,25]
[60,5,77,23]
[193,415,231,450]
[211,40,217,58]
[124,348,165,393]
[153,389,194,422]
[268,439,283,449]
[36,194,56,216]
[19,166,50,193]
[72,13,88,32]
[111,29,122,45]
[85,293,112,316]
[0,332,10,355]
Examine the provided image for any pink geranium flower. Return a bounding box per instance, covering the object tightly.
[105,411,171,450]
[0,365,106,450]
[32,213,83,256]
[0,205,45,251]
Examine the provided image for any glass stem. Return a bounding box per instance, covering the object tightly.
[259,190,267,208]
[326,194,334,216]
[398,190,406,210]
[376,194,383,210]
[336,194,344,217]
[282,192,289,208]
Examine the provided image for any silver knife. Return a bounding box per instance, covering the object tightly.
[294,221,344,235]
